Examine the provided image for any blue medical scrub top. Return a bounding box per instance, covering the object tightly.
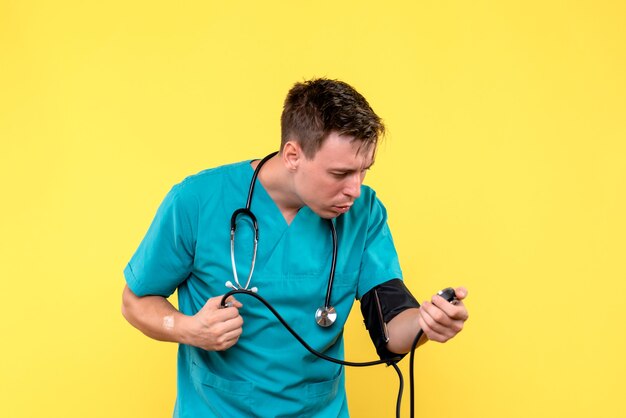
[124,160,403,418]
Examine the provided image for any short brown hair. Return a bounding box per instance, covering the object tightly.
[280,78,385,158]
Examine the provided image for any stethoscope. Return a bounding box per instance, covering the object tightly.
[218,153,459,418]
[224,151,339,327]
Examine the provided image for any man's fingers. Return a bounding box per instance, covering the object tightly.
[419,302,450,335]
[222,326,243,342]
[201,296,243,318]
[455,286,468,300]
[204,295,242,309]
[417,313,448,343]
[222,315,244,333]
[224,296,243,308]
[431,294,469,321]
[211,319,244,351]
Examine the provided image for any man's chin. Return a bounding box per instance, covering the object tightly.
[312,207,347,219]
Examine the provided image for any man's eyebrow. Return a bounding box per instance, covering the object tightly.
[329,162,375,173]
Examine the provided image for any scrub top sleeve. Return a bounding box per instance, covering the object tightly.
[357,196,403,300]
[124,182,199,297]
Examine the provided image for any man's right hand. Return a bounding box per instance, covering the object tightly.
[182,295,244,351]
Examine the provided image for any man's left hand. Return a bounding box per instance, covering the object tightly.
[417,287,469,343]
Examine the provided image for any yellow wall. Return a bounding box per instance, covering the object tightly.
[2,1,624,417]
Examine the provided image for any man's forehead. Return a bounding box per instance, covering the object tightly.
[346,137,376,166]
[312,131,377,165]
[355,142,376,166]
[328,145,376,169]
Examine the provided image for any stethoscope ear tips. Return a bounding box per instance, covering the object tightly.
[225,281,259,293]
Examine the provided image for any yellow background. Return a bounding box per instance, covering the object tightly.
[1,1,624,417]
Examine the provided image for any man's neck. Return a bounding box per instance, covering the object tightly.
[253,154,302,225]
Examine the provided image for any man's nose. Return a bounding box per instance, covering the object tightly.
[343,174,362,199]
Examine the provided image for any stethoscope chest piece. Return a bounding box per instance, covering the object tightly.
[231,151,340,328]
[315,306,337,327]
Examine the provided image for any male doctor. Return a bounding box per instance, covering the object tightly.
[122,78,469,417]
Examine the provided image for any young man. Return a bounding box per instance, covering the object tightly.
[122,78,469,417]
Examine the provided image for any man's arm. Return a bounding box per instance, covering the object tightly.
[386,287,469,354]
[121,284,244,351]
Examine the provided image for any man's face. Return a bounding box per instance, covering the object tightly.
[293,131,375,219]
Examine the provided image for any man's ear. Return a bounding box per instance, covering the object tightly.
[281,141,302,172]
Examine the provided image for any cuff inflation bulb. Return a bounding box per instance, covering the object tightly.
[437,287,458,304]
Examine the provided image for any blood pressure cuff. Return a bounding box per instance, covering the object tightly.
[360,279,420,364]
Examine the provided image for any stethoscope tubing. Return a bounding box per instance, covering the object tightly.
[219,289,410,418]
[245,152,277,210]
[221,289,401,367]
[323,218,338,310]
[230,208,258,291]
